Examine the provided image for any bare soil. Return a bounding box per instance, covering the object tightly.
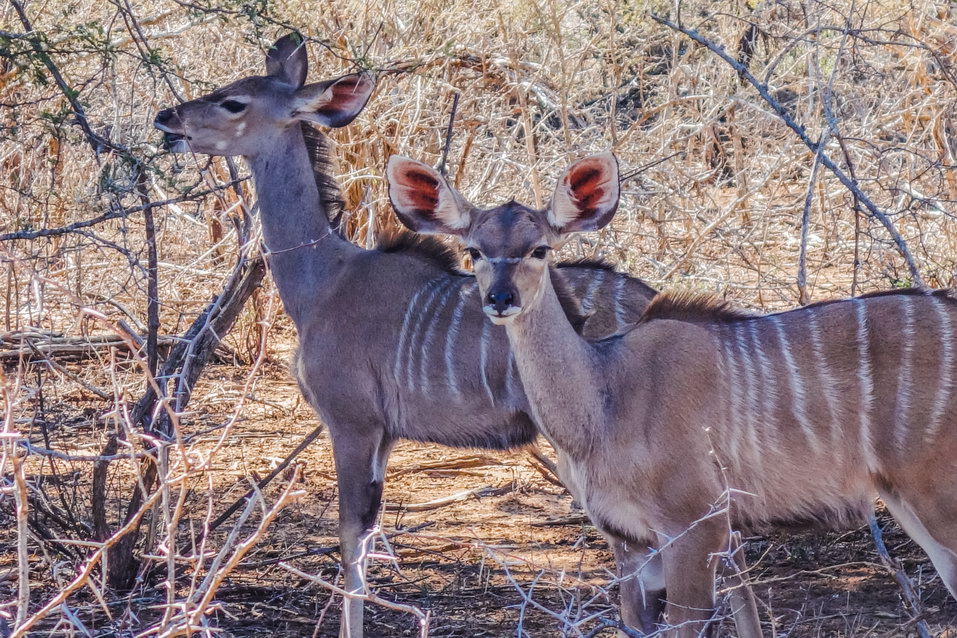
[3,342,956,637]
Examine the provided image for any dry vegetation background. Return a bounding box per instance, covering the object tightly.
[1,0,957,636]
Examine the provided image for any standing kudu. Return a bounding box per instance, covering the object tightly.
[155,35,660,637]
[390,150,957,636]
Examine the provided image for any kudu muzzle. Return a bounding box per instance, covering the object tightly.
[153,107,188,150]
[482,263,522,323]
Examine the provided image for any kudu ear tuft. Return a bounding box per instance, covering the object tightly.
[266,33,308,88]
[291,73,375,127]
[387,156,469,235]
[547,152,621,234]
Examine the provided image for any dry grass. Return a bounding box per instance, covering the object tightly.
[1,0,957,635]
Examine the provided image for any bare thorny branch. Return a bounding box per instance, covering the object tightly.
[650,11,926,288]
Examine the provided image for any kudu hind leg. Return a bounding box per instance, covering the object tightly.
[880,488,957,601]
[331,426,394,638]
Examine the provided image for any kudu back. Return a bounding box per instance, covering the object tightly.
[390,150,957,636]
[155,35,659,637]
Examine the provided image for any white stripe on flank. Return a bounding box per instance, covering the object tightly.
[748,321,778,457]
[405,279,451,389]
[770,316,820,454]
[580,269,606,313]
[722,325,747,464]
[719,327,743,463]
[394,279,438,382]
[419,281,459,390]
[479,318,495,404]
[855,299,878,470]
[613,275,629,331]
[807,310,841,448]
[735,324,762,468]
[894,298,915,446]
[443,280,474,399]
[926,296,953,443]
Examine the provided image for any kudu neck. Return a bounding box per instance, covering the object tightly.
[247,125,356,327]
[504,276,604,455]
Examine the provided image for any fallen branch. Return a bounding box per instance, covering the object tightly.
[390,454,506,476]
[650,12,925,287]
[525,444,564,488]
[385,481,515,513]
[530,514,589,528]
[0,331,178,362]
[19,441,151,463]
[238,522,435,569]
[207,422,324,534]
[279,562,431,638]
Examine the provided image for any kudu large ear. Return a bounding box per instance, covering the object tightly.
[387,156,469,235]
[291,73,375,127]
[266,33,308,89]
[547,152,621,234]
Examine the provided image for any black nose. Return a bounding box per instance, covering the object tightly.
[486,290,515,313]
[155,108,175,124]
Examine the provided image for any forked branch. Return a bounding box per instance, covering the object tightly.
[868,513,932,638]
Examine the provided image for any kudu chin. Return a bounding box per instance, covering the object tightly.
[390,149,957,637]
[157,35,661,638]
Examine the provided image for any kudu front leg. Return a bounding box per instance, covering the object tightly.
[555,452,666,635]
[554,452,666,633]
[611,538,666,636]
[330,426,394,638]
[658,521,726,638]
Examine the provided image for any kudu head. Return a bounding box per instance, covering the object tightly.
[387,153,621,324]
[153,33,375,157]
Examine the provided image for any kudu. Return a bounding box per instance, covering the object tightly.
[154,35,660,637]
[390,151,957,636]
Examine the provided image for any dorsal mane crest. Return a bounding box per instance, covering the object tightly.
[555,258,615,272]
[638,290,753,324]
[375,228,465,272]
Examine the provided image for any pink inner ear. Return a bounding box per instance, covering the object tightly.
[316,78,370,118]
[567,161,608,213]
[397,168,440,214]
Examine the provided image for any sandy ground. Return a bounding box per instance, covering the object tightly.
[3,349,957,637]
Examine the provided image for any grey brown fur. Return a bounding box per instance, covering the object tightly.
[154,35,658,638]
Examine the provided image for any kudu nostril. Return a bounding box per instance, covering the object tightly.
[155,108,175,124]
[486,290,515,313]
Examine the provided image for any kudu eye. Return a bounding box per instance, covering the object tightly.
[220,99,247,114]
[530,246,550,259]
[466,247,483,262]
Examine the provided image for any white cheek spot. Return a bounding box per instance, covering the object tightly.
[215,140,227,151]
[235,121,246,137]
